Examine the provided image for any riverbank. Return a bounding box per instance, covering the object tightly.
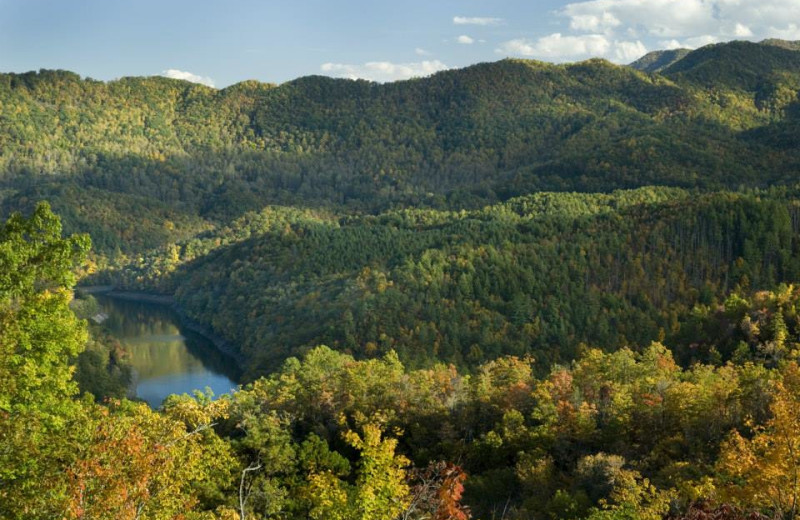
[76,286,246,371]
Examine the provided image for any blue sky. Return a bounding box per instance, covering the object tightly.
[1,0,798,87]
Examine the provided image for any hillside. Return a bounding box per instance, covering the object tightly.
[762,38,800,51]
[628,48,691,73]
[1,38,799,373]
[6,37,800,520]
[662,40,800,96]
[1,40,800,260]
[8,198,800,520]
[92,185,800,379]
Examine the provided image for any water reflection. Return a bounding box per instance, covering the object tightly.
[95,295,240,408]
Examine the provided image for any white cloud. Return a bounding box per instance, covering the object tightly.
[563,0,717,38]
[320,60,449,82]
[765,23,800,40]
[457,35,475,44]
[560,0,800,44]
[497,33,611,60]
[453,16,503,26]
[614,40,648,61]
[660,39,685,50]
[497,33,650,62]
[682,34,719,48]
[415,47,431,56]
[569,12,621,33]
[733,23,753,37]
[161,69,215,87]
[658,34,719,49]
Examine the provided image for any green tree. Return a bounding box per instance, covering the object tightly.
[0,202,90,518]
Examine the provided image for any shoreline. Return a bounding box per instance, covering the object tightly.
[77,286,247,371]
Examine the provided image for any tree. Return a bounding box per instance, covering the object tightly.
[586,468,675,520]
[64,400,235,520]
[402,461,471,520]
[303,415,411,520]
[344,417,411,520]
[717,362,800,519]
[0,201,90,417]
[0,202,90,518]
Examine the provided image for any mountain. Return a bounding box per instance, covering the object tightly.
[3,40,800,260]
[6,39,800,519]
[2,38,800,372]
[661,40,800,94]
[628,48,691,73]
[762,38,800,51]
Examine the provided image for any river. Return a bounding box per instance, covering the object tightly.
[94,295,241,408]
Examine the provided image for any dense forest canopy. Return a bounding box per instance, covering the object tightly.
[2,40,800,226]
[89,185,800,381]
[6,205,800,519]
[3,38,800,519]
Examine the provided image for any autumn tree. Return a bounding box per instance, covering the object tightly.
[65,398,237,520]
[717,362,800,519]
[0,202,90,518]
[303,414,411,520]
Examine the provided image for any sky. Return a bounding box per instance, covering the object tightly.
[1,0,799,87]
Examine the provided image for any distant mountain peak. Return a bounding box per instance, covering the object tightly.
[628,49,691,73]
[630,39,800,75]
[760,38,800,51]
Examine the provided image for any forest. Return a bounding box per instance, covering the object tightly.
[3,38,800,519]
[6,203,800,519]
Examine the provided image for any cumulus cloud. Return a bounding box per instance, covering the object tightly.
[660,39,685,50]
[161,69,215,87]
[569,12,621,33]
[682,34,719,48]
[415,47,431,56]
[614,39,648,61]
[562,0,716,38]
[766,23,800,40]
[734,23,754,37]
[497,33,648,62]
[658,34,719,49]
[457,35,475,44]
[498,34,611,59]
[320,60,449,82]
[453,16,503,26]
[561,0,800,42]
[496,0,800,64]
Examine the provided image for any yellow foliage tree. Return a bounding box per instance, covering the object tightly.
[304,414,410,520]
[717,362,800,519]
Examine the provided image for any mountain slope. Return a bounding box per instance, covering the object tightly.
[4,39,800,374]
[94,185,800,378]
[629,48,691,73]
[662,40,800,95]
[3,41,800,260]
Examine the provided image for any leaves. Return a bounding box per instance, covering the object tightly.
[717,362,800,518]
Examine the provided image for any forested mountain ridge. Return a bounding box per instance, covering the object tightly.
[628,49,691,73]
[2,39,800,230]
[3,38,800,376]
[4,38,800,519]
[96,185,800,380]
[661,40,800,94]
[629,38,800,73]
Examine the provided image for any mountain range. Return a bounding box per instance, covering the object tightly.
[2,38,800,375]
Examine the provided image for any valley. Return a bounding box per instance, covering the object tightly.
[4,37,800,519]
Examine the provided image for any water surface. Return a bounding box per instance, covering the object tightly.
[95,295,240,408]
